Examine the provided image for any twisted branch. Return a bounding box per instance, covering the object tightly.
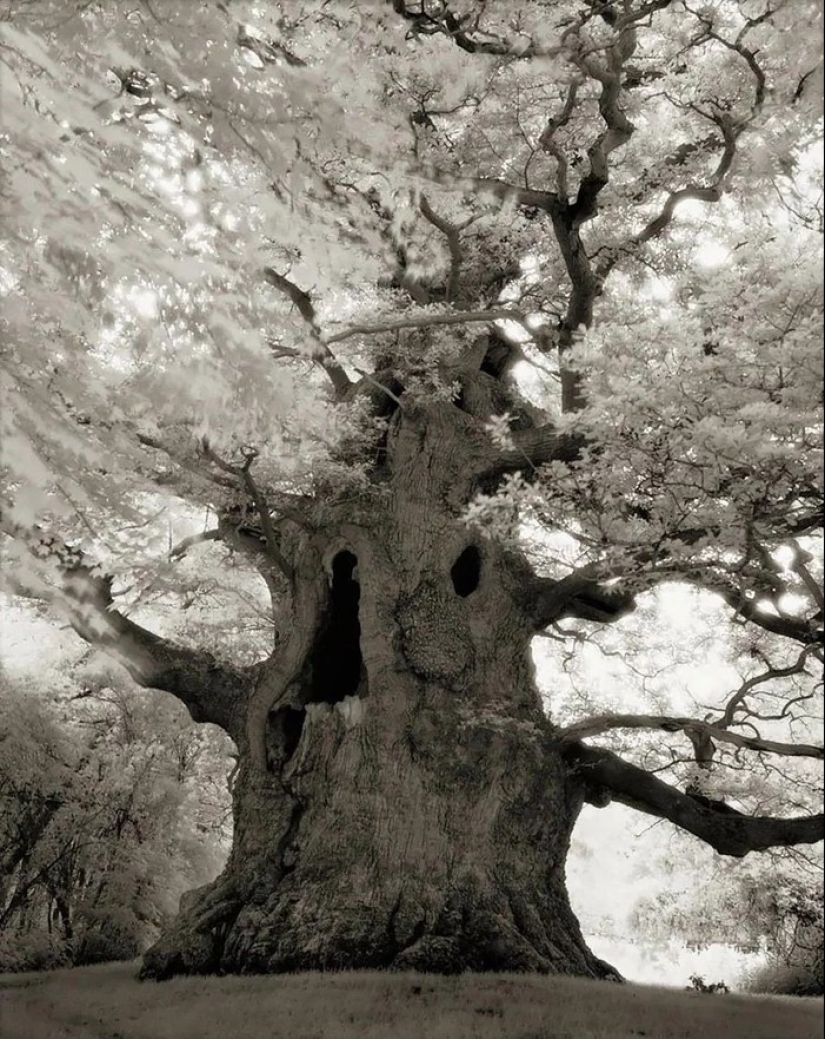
[200,439,294,582]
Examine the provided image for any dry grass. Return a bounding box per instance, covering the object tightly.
[0,961,822,1039]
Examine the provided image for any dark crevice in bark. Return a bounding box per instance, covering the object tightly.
[266,706,306,769]
[275,800,304,878]
[262,550,368,774]
[338,370,403,476]
[479,332,518,379]
[309,550,365,705]
[451,545,482,597]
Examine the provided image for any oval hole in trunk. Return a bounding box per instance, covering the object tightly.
[451,545,481,597]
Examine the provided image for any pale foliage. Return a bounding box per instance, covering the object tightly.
[0,673,231,970]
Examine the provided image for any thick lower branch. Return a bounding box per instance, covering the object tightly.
[5,526,245,735]
[564,743,825,857]
[521,568,636,629]
[325,307,533,346]
[64,568,246,734]
[476,424,585,480]
[709,578,823,646]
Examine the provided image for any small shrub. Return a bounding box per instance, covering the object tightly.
[743,958,824,997]
[0,931,72,973]
[73,928,141,966]
[686,973,729,994]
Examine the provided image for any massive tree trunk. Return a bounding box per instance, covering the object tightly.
[139,401,619,980]
[143,679,611,979]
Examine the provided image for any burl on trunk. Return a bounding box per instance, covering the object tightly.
[139,403,618,980]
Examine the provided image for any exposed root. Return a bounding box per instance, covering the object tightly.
[139,879,241,981]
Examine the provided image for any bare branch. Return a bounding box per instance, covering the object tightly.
[557,713,824,760]
[263,267,351,396]
[690,5,768,112]
[419,194,466,302]
[135,432,237,490]
[565,742,825,857]
[538,79,581,201]
[388,1,565,58]
[239,464,294,583]
[237,25,305,69]
[168,529,221,560]
[351,367,405,408]
[789,541,825,613]
[199,439,294,581]
[570,27,637,226]
[596,2,771,279]
[540,23,638,413]
[136,431,311,527]
[598,114,736,272]
[719,644,821,728]
[324,306,532,346]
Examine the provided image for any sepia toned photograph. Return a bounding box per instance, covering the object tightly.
[0,2,822,1036]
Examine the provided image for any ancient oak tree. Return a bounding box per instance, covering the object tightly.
[1,0,822,979]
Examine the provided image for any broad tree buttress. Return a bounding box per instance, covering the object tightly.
[1,1,822,978]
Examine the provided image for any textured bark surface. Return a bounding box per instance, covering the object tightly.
[140,404,618,981]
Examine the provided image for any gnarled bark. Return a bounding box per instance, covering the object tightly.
[143,686,618,979]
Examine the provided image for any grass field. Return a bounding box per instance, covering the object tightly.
[1,961,822,1039]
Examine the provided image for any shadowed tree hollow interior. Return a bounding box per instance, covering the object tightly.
[451,545,482,598]
[310,551,364,704]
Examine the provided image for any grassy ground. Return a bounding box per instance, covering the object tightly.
[0,961,822,1039]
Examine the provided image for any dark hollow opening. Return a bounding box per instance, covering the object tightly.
[480,334,515,378]
[451,545,482,597]
[376,378,404,419]
[309,550,364,704]
[280,706,306,761]
[267,705,306,768]
[369,381,404,472]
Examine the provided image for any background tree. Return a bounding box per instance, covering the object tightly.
[631,839,824,994]
[0,667,231,972]
[0,0,822,979]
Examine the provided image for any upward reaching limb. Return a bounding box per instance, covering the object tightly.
[556,713,824,761]
[264,268,351,397]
